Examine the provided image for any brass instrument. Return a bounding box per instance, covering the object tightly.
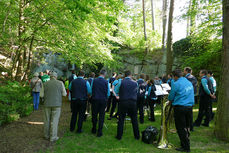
[157,96,173,149]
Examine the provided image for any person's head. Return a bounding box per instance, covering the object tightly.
[184,67,192,75]
[145,75,150,81]
[72,70,75,74]
[172,69,183,80]
[140,73,145,80]
[116,74,123,80]
[199,70,208,77]
[154,76,159,80]
[50,71,58,79]
[208,70,213,77]
[90,72,95,78]
[124,70,131,77]
[40,72,43,76]
[149,79,155,86]
[112,72,117,77]
[168,74,173,79]
[78,70,85,77]
[34,72,39,77]
[100,69,107,77]
[45,69,49,74]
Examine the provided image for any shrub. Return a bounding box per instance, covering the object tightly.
[0,81,33,126]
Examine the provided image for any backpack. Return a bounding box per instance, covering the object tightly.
[138,81,147,98]
[141,126,159,144]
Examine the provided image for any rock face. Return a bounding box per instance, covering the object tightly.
[32,52,72,78]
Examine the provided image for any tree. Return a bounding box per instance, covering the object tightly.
[151,0,155,31]
[214,0,229,142]
[166,0,175,74]
[162,0,168,51]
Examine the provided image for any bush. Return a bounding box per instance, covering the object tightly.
[0,81,33,126]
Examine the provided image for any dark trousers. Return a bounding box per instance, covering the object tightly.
[137,97,145,123]
[110,96,118,118]
[91,99,107,134]
[117,100,140,139]
[148,99,156,121]
[106,95,113,112]
[194,95,211,126]
[70,100,87,132]
[174,106,192,151]
[190,107,194,131]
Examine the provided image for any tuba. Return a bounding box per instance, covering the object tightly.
[157,96,173,149]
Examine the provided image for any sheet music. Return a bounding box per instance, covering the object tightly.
[161,83,171,91]
[155,85,169,96]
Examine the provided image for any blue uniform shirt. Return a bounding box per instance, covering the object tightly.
[201,76,211,95]
[69,77,92,100]
[209,76,216,93]
[112,79,122,96]
[168,77,194,106]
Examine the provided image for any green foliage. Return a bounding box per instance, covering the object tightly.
[0,81,33,126]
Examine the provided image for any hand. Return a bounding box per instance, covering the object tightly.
[116,96,120,100]
[210,94,216,99]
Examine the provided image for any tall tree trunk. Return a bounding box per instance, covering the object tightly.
[166,0,174,75]
[141,0,148,72]
[190,0,197,35]
[186,0,191,36]
[214,0,229,142]
[162,0,168,51]
[151,0,155,31]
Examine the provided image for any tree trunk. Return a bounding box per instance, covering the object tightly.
[141,0,148,72]
[214,0,229,142]
[186,0,191,36]
[190,0,197,35]
[166,0,174,75]
[151,0,155,31]
[162,0,168,51]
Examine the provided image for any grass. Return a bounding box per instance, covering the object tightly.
[44,103,229,153]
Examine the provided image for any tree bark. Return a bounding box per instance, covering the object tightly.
[214,0,229,142]
[166,0,174,75]
[151,0,155,31]
[162,0,168,51]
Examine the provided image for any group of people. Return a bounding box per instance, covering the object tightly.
[30,67,217,152]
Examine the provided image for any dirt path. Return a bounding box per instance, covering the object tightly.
[0,98,71,153]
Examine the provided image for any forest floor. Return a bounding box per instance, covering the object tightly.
[0,98,229,153]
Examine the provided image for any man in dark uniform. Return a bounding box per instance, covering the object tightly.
[116,70,140,140]
[168,69,194,152]
[194,70,215,127]
[106,72,117,112]
[91,70,110,137]
[137,73,146,124]
[69,70,91,133]
[184,67,198,132]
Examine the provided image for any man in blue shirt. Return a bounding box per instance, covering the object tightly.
[91,70,110,137]
[208,70,217,120]
[184,67,198,132]
[116,70,140,140]
[168,69,194,152]
[137,73,146,124]
[85,72,95,121]
[108,74,122,120]
[69,70,91,133]
[194,70,215,127]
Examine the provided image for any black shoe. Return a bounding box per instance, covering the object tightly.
[97,132,103,137]
[107,117,112,120]
[135,136,140,140]
[116,136,121,140]
[91,128,96,134]
[175,147,190,152]
[140,121,144,124]
[149,118,155,122]
[201,123,209,127]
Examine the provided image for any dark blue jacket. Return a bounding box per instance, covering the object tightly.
[71,78,87,100]
[92,76,109,100]
[119,77,138,101]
